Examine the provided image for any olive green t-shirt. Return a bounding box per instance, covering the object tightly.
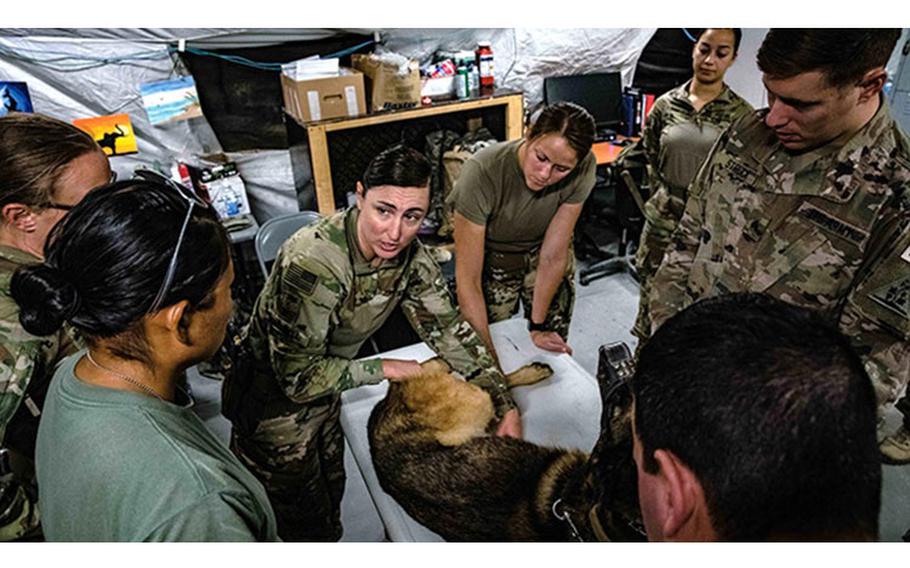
[36,352,279,542]
[448,139,597,253]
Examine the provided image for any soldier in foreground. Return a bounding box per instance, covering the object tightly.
[222,145,515,541]
[641,29,910,464]
[634,294,881,541]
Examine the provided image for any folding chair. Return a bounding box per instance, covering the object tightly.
[254,210,322,278]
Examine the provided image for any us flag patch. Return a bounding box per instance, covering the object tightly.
[284,264,319,296]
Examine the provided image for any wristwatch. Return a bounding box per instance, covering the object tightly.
[528,320,548,332]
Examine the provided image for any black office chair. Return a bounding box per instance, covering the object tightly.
[573,165,618,263]
[578,141,649,286]
[539,73,628,273]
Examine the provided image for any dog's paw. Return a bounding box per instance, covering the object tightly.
[505,362,554,387]
[427,245,453,264]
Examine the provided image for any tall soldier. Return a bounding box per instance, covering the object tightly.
[642,29,910,464]
[222,145,515,541]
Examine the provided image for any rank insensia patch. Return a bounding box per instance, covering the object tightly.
[870,276,910,319]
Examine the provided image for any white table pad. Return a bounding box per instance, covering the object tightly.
[339,317,602,541]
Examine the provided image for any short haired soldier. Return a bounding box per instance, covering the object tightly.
[640,29,910,464]
[633,294,881,541]
[222,145,516,541]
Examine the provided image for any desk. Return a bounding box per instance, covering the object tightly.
[592,136,639,165]
[339,317,602,541]
[286,91,525,215]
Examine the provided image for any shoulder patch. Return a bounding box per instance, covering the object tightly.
[284,264,319,296]
[870,276,910,319]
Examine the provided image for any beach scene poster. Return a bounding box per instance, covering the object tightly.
[140,76,203,126]
[73,113,138,156]
[0,81,34,117]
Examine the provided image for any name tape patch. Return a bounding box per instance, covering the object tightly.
[797,203,867,245]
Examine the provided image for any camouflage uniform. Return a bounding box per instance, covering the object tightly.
[633,81,753,340]
[222,207,513,541]
[0,246,76,541]
[484,247,576,339]
[645,100,910,427]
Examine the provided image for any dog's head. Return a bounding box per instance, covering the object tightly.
[573,342,645,541]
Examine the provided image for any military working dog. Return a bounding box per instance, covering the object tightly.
[368,356,643,541]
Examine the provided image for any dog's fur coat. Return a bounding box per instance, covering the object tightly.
[368,358,641,541]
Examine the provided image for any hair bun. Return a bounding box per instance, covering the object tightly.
[10,263,80,336]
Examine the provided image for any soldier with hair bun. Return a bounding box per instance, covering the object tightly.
[448,102,597,439]
[11,179,277,541]
[223,144,513,541]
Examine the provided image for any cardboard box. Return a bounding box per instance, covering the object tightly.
[352,53,421,112]
[281,68,366,123]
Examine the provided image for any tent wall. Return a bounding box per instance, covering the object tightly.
[1,28,759,223]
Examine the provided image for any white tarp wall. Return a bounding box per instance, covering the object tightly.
[0,28,655,222]
[0,34,219,177]
[380,28,655,104]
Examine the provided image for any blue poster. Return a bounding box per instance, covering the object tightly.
[0,82,34,117]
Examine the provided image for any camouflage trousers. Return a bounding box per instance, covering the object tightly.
[632,184,687,341]
[230,395,345,542]
[0,476,40,541]
[484,247,576,339]
[0,445,41,541]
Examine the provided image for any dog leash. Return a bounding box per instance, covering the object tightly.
[552,498,584,542]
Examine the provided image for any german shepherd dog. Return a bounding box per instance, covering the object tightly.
[368,353,645,542]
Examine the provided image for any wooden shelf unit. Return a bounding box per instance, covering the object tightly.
[285,90,525,215]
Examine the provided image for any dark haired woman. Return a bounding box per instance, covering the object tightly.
[632,28,753,341]
[0,112,111,540]
[223,144,513,541]
[448,101,596,435]
[11,180,277,541]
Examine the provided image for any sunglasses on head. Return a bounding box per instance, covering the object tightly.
[132,168,211,313]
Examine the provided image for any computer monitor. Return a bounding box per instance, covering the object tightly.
[543,72,623,132]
